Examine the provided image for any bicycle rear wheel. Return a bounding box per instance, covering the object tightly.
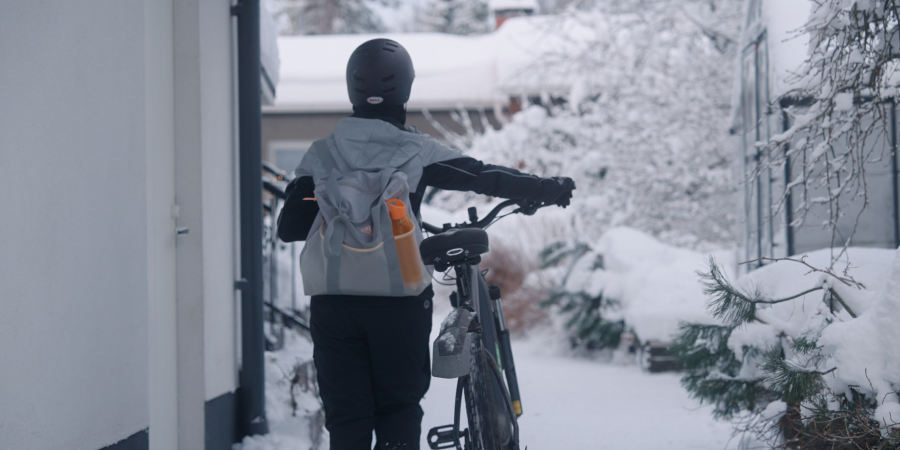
[464,332,518,450]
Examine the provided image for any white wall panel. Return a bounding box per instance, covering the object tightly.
[0,1,150,448]
[144,0,178,448]
[200,0,240,403]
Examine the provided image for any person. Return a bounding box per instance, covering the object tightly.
[277,38,575,450]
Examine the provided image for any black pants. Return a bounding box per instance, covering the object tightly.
[311,286,434,450]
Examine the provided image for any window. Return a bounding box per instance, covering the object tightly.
[268,140,314,175]
[741,32,781,265]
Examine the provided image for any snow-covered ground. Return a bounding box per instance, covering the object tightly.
[422,302,736,450]
[237,299,739,450]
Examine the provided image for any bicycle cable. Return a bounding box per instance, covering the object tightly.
[429,267,457,286]
[482,211,516,230]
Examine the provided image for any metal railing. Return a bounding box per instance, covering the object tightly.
[261,161,310,350]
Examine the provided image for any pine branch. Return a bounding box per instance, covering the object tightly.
[699,257,762,327]
[740,256,865,289]
[700,257,860,335]
[752,286,823,305]
[761,348,833,404]
[671,322,738,373]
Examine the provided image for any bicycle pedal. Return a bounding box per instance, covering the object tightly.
[427,424,460,449]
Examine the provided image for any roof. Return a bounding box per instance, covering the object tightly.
[490,0,539,12]
[271,32,499,113]
[268,15,584,114]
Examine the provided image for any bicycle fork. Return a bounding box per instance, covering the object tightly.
[488,284,523,417]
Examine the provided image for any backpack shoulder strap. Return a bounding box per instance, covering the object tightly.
[311,138,338,175]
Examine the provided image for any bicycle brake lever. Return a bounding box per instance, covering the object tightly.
[516,200,540,216]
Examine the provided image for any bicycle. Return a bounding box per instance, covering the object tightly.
[419,199,544,450]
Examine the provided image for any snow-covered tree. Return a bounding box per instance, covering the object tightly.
[268,0,387,34]
[415,0,492,35]
[429,0,744,250]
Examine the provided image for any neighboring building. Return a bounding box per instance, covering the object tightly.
[490,0,538,29]
[0,2,278,450]
[262,15,577,172]
[732,0,900,268]
[263,32,504,171]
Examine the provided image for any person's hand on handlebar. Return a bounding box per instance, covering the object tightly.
[534,176,576,208]
[516,200,541,216]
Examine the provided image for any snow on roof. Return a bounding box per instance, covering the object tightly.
[272,32,500,112]
[490,0,538,12]
[269,16,582,113]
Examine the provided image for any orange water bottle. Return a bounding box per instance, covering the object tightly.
[386,199,423,288]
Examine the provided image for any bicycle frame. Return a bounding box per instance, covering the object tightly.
[429,261,521,450]
[425,200,541,450]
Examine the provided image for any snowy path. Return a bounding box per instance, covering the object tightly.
[239,309,736,450]
[421,318,735,450]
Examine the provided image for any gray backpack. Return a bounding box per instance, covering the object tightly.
[298,139,432,297]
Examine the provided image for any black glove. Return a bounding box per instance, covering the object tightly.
[517,199,541,216]
[546,176,576,207]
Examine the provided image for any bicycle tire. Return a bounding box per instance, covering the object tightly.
[481,347,519,450]
[464,332,498,450]
[464,332,519,450]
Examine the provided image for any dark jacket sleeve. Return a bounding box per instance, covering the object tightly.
[277,176,319,242]
[421,157,563,202]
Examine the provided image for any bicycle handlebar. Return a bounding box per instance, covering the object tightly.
[421,199,546,234]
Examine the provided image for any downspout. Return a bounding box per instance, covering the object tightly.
[892,99,900,248]
[782,108,794,256]
[232,0,268,439]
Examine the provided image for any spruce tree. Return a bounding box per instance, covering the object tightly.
[672,258,898,449]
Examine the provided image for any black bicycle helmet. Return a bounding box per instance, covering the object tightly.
[346,39,415,107]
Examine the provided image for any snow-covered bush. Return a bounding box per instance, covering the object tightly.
[540,239,624,349]
[539,227,730,350]
[236,329,324,450]
[481,239,550,333]
[672,248,900,448]
[428,1,743,249]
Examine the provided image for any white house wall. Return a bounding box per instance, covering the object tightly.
[0,1,151,449]
[1,1,243,448]
[173,0,241,447]
[760,0,810,99]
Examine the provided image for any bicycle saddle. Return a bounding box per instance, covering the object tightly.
[420,228,489,268]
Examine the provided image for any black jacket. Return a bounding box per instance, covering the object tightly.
[277,124,563,243]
